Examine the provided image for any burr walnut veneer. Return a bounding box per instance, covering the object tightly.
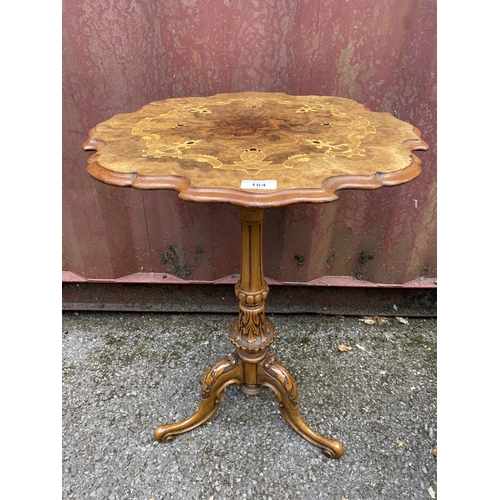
[84,92,428,458]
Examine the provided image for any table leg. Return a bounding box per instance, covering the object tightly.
[154,352,243,443]
[257,354,344,459]
[154,208,344,458]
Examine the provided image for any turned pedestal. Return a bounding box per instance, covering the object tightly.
[153,208,344,458]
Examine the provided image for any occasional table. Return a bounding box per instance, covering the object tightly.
[83,92,428,459]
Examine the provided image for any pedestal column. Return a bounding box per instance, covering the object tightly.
[154,208,344,459]
[228,208,276,393]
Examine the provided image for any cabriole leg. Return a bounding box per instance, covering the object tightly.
[258,354,344,459]
[154,352,243,443]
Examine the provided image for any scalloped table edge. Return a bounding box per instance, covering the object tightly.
[83,128,428,209]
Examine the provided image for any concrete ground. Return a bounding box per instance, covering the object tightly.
[62,311,437,499]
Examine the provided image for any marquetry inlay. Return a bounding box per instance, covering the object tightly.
[84,92,427,207]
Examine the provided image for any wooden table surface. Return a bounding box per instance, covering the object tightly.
[84,92,428,208]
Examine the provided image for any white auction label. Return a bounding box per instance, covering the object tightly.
[240,180,277,190]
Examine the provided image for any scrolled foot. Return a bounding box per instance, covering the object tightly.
[155,432,175,444]
[321,440,345,459]
[257,354,344,459]
[154,352,244,443]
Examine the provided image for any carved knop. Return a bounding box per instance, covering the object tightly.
[228,304,276,353]
[234,283,269,306]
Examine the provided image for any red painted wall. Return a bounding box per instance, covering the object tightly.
[63,0,436,286]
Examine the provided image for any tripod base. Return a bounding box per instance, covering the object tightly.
[154,351,344,459]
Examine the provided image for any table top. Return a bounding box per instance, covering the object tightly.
[83,92,428,208]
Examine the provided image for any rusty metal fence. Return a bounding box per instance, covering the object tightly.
[63,0,436,305]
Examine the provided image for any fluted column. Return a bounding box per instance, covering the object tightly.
[228,209,276,392]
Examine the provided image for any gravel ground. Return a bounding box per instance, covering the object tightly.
[62,311,437,499]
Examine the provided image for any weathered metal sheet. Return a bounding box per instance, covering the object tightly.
[63,0,436,287]
[62,282,437,317]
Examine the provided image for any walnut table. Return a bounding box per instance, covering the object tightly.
[83,92,428,459]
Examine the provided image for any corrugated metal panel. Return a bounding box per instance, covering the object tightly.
[62,0,436,287]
